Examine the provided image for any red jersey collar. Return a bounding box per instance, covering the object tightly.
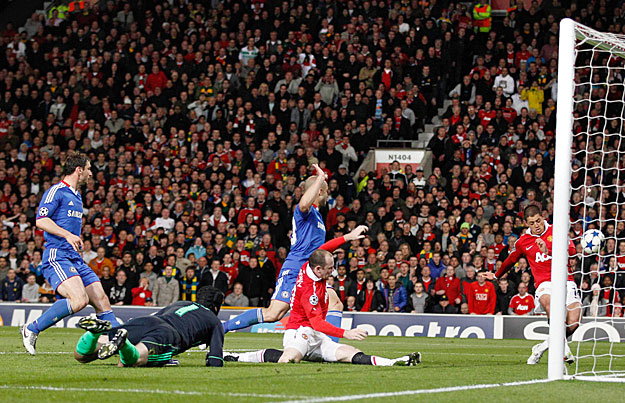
[61,180,78,195]
[305,264,322,282]
[312,204,318,209]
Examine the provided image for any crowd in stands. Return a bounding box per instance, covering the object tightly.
[0,0,623,317]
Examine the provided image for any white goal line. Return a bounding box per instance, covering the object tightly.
[268,379,554,403]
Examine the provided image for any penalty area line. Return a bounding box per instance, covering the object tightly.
[0,385,304,399]
[270,379,554,403]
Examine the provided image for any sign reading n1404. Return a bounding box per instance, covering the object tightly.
[387,154,413,161]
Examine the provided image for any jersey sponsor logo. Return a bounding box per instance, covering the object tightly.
[38,207,49,216]
[516,304,529,311]
[475,293,488,301]
[309,294,319,305]
[535,252,551,263]
[67,210,83,218]
[69,201,74,206]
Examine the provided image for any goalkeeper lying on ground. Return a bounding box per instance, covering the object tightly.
[73,286,225,367]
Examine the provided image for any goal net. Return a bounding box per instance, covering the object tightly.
[550,19,625,381]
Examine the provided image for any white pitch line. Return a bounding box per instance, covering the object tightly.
[269,379,554,403]
[0,385,302,399]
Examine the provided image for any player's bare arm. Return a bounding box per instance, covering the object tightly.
[36,217,83,252]
[298,164,328,213]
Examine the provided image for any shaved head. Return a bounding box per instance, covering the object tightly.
[309,249,333,269]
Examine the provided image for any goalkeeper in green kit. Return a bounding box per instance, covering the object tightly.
[73,286,225,367]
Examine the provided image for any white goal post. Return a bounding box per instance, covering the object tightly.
[550,18,625,381]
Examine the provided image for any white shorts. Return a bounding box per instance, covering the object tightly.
[283,327,341,362]
[534,281,582,313]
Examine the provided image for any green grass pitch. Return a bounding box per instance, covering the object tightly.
[0,328,623,402]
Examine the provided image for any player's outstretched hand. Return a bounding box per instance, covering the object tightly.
[535,238,547,254]
[344,328,368,341]
[311,164,328,181]
[345,225,368,241]
[65,233,84,251]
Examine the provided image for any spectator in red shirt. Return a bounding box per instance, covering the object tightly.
[237,197,262,225]
[145,65,168,93]
[434,266,462,306]
[131,277,153,306]
[467,270,496,315]
[508,282,535,315]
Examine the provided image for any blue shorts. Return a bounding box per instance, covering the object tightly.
[42,247,100,291]
[272,258,307,303]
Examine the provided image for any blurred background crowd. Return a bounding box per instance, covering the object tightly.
[0,0,622,317]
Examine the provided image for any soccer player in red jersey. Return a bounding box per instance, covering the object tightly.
[225,227,420,367]
[488,205,581,364]
[508,282,535,315]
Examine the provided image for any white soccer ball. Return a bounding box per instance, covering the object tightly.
[581,229,604,254]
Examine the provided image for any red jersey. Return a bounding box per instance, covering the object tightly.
[496,222,576,288]
[617,255,625,271]
[287,236,347,339]
[467,281,496,314]
[509,293,535,315]
[434,275,461,305]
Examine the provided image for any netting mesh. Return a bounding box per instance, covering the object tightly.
[566,23,625,379]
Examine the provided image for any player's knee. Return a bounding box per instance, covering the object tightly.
[264,305,287,322]
[73,351,89,363]
[70,292,89,311]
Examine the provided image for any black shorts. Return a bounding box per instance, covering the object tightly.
[113,316,182,367]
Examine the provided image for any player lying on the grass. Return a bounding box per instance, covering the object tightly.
[227,242,420,366]
[488,204,581,365]
[73,286,225,367]
[223,165,345,341]
[22,152,120,355]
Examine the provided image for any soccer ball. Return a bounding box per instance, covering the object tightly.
[581,229,604,254]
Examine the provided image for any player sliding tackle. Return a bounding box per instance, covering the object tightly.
[226,233,420,366]
[22,152,120,355]
[73,286,225,367]
[487,205,581,365]
[224,164,344,341]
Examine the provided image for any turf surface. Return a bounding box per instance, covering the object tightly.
[1,327,623,402]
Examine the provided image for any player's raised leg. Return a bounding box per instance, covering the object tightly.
[222,299,290,333]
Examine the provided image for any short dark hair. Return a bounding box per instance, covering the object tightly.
[524,204,541,219]
[62,152,89,177]
[310,249,332,269]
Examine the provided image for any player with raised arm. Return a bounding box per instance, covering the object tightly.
[21,152,120,355]
[225,231,420,366]
[74,286,224,367]
[223,164,345,340]
[489,205,581,365]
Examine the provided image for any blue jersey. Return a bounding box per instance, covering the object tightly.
[284,204,326,268]
[36,180,83,253]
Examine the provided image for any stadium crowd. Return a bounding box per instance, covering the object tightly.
[0,0,622,317]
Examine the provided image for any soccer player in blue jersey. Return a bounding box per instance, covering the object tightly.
[223,164,345,339]
[21,152,120,355]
